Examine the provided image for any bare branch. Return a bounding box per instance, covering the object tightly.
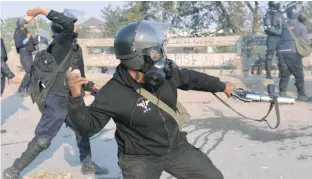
[215,1,244,33]
[244,2,255,13]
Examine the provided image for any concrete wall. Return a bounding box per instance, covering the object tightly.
[5,36,312,74]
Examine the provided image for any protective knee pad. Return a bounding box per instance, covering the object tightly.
[35,135,52,150]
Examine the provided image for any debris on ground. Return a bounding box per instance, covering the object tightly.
[23,170,72,179]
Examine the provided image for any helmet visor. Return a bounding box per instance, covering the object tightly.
[133,20,172,58]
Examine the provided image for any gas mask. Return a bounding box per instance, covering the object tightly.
[143,47,173,86]
[115,20,173,86]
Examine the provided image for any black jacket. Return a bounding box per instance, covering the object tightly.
[44,10,93,95]
[68,63,226,156]
[278,19,311,54]
[46,10,76,65]
[1,38,15,79]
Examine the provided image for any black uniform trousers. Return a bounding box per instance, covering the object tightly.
[34,93,92,162]
[118,143,224,179]
[265,35,280,75]
[277,52,305,96]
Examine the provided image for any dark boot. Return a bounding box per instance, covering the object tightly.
[2,167,20,179]
[297,90,308,102]
[297,95,308,102]
[266,73,272,79]
[296,81,307,102]
[279,91,286,97]
[76,135,109,175]
[2,136,51,179]
[81,155,109,175]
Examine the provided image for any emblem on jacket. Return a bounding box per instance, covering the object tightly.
[137,97,151,113]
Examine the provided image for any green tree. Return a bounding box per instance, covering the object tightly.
[100,4,126,37]
[300,1,312,32]
[126,1,176,22]
[122,2,147,22]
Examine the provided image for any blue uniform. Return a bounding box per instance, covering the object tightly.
[14,28,38,94]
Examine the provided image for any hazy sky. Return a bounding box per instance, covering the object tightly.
[1,1,126,21]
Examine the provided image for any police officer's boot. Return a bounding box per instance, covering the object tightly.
[266,71,272,79]
[297,82,308,102]
[3,136,51,179]
[81,155,109,175]
[256,66,262,76]
[297,91,308,102]
[77,136,109,175]
[250,65,255,75]
[279,91,286,97]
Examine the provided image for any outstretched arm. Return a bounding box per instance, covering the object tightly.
[176,67,236,96]
[177,68,226,92]
[26,8,75,47]
[26,8,74,34]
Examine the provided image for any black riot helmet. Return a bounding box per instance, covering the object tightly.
[268,1,281,10]
[16,17,28,28]
[298,13,306,24]
[114,20,172,86]
[286,5,298,20]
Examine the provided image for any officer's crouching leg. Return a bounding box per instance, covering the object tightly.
[65,117,109,175]
[166,144,224,179]
[3,93,65,179]
[118,152,163,179]
[3,135,52,179]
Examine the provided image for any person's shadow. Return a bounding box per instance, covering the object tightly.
[1,93,29,126]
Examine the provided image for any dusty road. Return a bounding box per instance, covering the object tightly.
[1,74,312,179]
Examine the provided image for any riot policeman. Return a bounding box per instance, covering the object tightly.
[14,17,39,96]
[277,6,311,101]
[263,1,284,79]
[3,8,108,179]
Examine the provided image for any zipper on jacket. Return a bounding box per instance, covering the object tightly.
[153,90,173,149]
[157,106,173,147]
